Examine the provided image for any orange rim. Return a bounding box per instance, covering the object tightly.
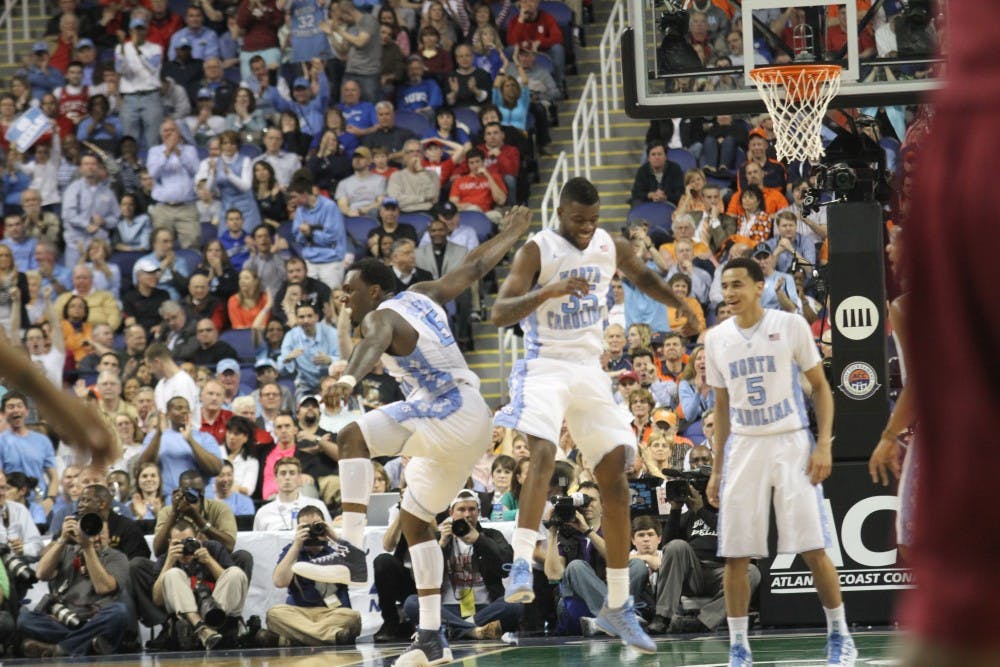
[749,64,842,102]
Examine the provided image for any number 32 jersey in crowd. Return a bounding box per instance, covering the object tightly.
[704,309,821,436]
[521,227,616,361]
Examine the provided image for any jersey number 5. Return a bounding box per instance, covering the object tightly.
[746,375,766,406]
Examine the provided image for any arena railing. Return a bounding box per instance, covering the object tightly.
[598,0,626,140]
[571,72,602,181]
[539,149,569,231]
[1,0,42,64]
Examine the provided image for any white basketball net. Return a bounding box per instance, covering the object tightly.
[749,66,842,162]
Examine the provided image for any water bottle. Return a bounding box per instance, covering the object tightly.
[491,502,504,522]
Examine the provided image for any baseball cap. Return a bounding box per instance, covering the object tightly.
[650,331,666,346]
[298,394,320,407]
[435,201,458,218]
[352,146,372,160]
[134,257,161,273]
[76,38,94,50]
[293,77,310,89]
[175,35,192,48]
[405,54,423,65]
[32,41,49,53]
[196,87,214,100]
[652,408,678,428]
[216,358,240,375]
[381,196,399,208]
[254,358,278,372]
[748,127,768,142]
[129,16,147,29]
[450,488,480,509]
[423,138,444,148]
[752,242,772,258]
[618,370,639,384]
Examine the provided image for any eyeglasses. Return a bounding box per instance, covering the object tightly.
[690,457,711,464]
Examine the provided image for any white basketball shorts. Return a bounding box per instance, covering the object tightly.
[717,429,834,559]
[495,358,637,467]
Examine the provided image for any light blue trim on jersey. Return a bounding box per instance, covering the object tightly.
[382,386,462,423]
[806,430,835,550]
[790,362,810,430]
[495,360,528,429]
[396,345,456,396]
[520,289,542,361]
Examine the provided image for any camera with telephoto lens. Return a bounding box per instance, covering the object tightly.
[35,594,83,629]
[182,537,202,556]
[305,522,329,546]
[543,493,593,531]
[662,467,713,504]
[79,512,104,537]
[0,543,36,585]
[193,583,225,628]
[182,487,201,505]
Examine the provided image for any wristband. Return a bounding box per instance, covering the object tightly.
[338,374,357,390]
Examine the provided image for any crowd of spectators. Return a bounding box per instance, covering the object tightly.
[0,0,921,659]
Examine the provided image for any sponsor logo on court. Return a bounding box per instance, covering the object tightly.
[835,295,879,341]
[837,361,880,400]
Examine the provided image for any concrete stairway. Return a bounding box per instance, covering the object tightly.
[468,2,652,409]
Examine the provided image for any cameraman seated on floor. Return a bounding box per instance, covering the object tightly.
[16,487,130,658]
[151,519,249,650]
[131,469,250,641]
[49,479,150,561]
[263,505,361,646]
[402,489,523,641]
[646,445,761,635]
[546,481,649,635]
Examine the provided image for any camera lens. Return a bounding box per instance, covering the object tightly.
[79,512,104,537]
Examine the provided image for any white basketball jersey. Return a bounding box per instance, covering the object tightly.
[704,309,821,436]
[521,227,616,361]
[378,291,481,399]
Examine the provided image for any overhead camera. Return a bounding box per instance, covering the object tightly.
[901,0,931,29]
[657,0,689,39]
[655,0,703,73]
[815,163,858,193]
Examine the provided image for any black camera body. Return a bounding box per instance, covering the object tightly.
[543,493,593,532]
[0,543,36,585]
[182,487,201,505]
[305,522,328,546]
[79,512,104,537]
[451,518,472,538]
[663,466,713,504]
[182,537,202,556]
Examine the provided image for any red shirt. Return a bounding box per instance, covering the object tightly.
[451,169,506,212]
[423,157,456,186]
[507,10,563,52]
[235,0,284,51]
[147,12,183,51]
[200,408,233,447]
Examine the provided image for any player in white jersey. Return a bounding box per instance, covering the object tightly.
[704,257,856,667]
[491,177,696,654]
[311,207,532,667]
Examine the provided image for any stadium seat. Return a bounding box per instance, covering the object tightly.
[220,328,255,362]
[458,211,493,243]
[627,202,675,233]
[394,110,432,138]
[175,248,203,271]
[668,148,698,173]
[344,216,379,254]
[490,2,518,31]
[453,107,481,139]
[109,251,145,294]
[399,212,433,237]
[239,366,256,390]
[239,143,262,160]
[201,222,218,245]
[278,377,295,397]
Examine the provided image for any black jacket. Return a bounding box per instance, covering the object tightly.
[630,160,685,206]
[664,504,721,563]
[440,524,513,602]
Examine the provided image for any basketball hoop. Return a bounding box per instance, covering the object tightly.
[749,64,842,163]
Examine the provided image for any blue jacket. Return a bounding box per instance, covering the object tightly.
[396,78,443,113]
[267,72,330,136]
[292,195,348,264]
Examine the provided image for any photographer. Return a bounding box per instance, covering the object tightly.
[265,505,361,646]
[646,450,760,635]
[16,487,129,657]
[401,489,522,640]
[51,482,150,561]
[0,469,43,560]
[546,482,650,633]
[151,519,248,650]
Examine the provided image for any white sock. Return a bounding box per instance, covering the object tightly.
[338,458,374,547]
[409,540,445,631]
[728,616,750,649]
[341,512,366,549]
[512,527,538,563]
[824,604,850,637]
[418,594,442,632]
[605,567,629,609]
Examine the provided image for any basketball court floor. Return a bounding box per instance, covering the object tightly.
[0,628,902,666]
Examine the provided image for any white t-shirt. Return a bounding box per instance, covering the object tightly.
[31,348,65,387]
[154,370,201,419]
[253,494,331,531]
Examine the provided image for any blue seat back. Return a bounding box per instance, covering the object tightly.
[398,212,433,237]
[394,110,432,138]
[453,107,482,139]
[220,328,255,362]
[667,148,697,173]
[627,202,675,234]
[458,211,493,243]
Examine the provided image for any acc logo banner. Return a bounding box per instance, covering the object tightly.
[838,362,881,400]
[3,108,53,152]
[835,295,879,341]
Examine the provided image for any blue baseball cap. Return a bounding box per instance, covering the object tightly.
[216,358,240,375]
[32,41,49,53]
[381,196,399,208]
[196,87,214,100]
[75,38,95,50]
[129,16,147,29]
[293,77,310,89]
